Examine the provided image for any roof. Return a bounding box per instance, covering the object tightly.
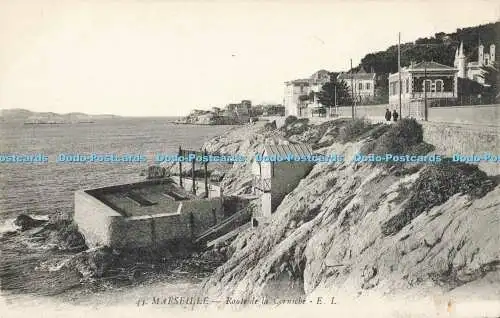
[410,61,457,71]
[285,79,311,85]
[263,143,313,157]
[86,179,199,217]
[337,72,376,81]
[310,69,331,81]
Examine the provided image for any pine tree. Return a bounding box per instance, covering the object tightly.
[316,77,352,108]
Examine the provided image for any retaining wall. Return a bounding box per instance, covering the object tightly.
[421,122,499,176]
[271,104,500,127]
[338,103,500,127]
[74,190,122,248]
[427,104,500,126]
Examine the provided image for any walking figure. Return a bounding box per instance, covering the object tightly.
[392,109,399,122]
[385,108,391,122]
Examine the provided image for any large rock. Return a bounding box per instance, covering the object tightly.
[14,214,47,231]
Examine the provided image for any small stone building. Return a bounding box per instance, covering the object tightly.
[251,142,314,227]
[74,179,224,249]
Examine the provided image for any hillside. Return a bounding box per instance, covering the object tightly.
[198,118,500,316]
[0,108,120,123]
[358,21,500,75]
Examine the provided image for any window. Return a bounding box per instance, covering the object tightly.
[435,80,443,92]
[423,80,431,92]
[391,82,397,95]
[358,83,363,90]
[366,83,371,90]
[405,79,409,93]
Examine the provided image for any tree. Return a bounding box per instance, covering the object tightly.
[479,61,499,102]
[316,78,352,107]
[298,94,309,102]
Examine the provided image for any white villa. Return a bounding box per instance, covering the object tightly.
[337,68,377,104]
[283,70,331,117]
[388,61,458,119]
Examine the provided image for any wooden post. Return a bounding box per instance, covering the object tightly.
[178,146,183,187]
[424,63,428,121]
[204,149,208,198]
[350,59,354,119]
[398,32,402,117]
[191,153,196,195]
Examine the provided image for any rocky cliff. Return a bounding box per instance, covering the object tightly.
[199,118,500,316]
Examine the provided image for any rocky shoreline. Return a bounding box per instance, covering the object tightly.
[193,117,500,315]
[0,211,229,299]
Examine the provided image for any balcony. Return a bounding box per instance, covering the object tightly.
[252,176,271,193]
[411,91,455,99]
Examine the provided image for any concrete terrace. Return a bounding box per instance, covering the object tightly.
[86,179,199,217]
[75,178,226,249]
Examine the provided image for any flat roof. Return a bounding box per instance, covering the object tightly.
[85,179,202,217]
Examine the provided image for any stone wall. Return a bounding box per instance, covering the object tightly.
[336,104,387,122]
[335,103,500,127]
[267,103,500,127]
[179,198,224,236]
[427,104,500,126]
[112,215,155,249]
[421,122,499,176]
[73,190,122,248]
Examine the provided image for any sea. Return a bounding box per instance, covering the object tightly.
[0,117,233,221]
[0,117,234,304]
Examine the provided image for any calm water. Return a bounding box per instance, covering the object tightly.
[0,118,233,220]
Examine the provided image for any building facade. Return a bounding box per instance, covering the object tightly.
[224,100,252,123]
[283,70,331,117]
[251,142,314,227]
[337,69,376,104]
[388,61,458,119]
[454,41,496,85]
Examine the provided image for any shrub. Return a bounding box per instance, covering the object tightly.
[284,115,298,126]
[381,162,496,236]
[263,120,277,130]
[371,118,423,154]
[338,117,372,142]
[283,118,310,137]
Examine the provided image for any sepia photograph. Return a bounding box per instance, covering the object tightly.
[0,1,499,317]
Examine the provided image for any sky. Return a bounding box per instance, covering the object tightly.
[0,0,499,117]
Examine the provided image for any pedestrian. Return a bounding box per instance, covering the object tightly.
[385,108,391,122]
[392,109,399,122]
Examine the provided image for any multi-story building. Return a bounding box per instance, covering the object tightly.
[388,61,458,119]
[337,68,376,104]
[224,100,251,123]
[283,70,331,117]
[454,41,496,85]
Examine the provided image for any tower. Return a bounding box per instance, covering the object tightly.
[455,42,466,78]
[479,43,484,64]
[490,44,496,64]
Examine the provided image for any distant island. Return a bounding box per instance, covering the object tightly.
[0,108,120,124]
